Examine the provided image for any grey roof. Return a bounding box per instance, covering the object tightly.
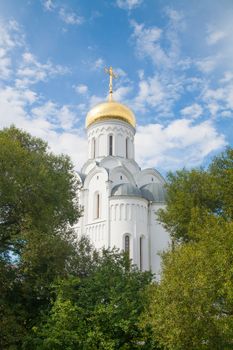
[111,183,142,197]
[140,183,166,203]
[111,182,166,203]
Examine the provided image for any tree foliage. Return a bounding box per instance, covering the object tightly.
[144,217,233,350]
[143,148,233,349]
[32,249,153,350]
[158,148,233,243]
[0,126,81,349]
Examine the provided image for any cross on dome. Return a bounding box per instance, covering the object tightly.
[104,66,117,101]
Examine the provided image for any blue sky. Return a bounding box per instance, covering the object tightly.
[0,0,232,175]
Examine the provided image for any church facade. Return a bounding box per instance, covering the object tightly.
[75,68,169,274]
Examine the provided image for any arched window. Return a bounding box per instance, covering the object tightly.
[109,135,113,156]
[92,138,96,158]
[139,236,143,271]
[124,235,130,257]
[126,137,129,159]
[94,192,100,219]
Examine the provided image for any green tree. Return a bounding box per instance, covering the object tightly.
[33,249,153,350]
[144,217,233,350]
[209,148,233,220]
[0,126,81,349]
[158,148,233,243]
[143,148,233,349]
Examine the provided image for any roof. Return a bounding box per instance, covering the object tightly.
[140,183,166,202]
[111,183,142,197]
[86,100,136,128]
[111,182,166,203]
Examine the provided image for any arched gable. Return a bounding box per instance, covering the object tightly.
[135,168,166,188]
[83,165,109,190]
[109,165,136,187]
[81,159,98,175]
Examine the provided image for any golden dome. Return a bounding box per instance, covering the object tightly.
[86,100,136,128]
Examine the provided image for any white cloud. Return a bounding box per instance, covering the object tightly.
[16,52,69,87]
[116,0,143,10]
[131,8,185,70]
[0,85,86,169]
[130,73,183,118]
[0,48,11,78]
[32,100,57,118]
[206,29,227,45]
[221,110,232,118]
[226,85,233,109]
[135,119,226,170]
[59,8,83,25]
[0,20,24,78]
[93,58,104,70]
[200,78,233,116]
[74,84,88,95]
[42,2,84,26]
[0,20,87,170]
[131,20,168,66]
[32,101,78,130]
[181,103,203,119]
[133,75,164,112]
[49,131,87,169]
[89,94,104,108]
[203,87,225,101]
[165,7,184,24]
[0,20,24,48]
[129,14,187,116]
[196,56,218,73]
[114,67,127,78]
[207,102,220,116]
[42,0,55,11]
[113,85,132,101]
[220,71,233,84]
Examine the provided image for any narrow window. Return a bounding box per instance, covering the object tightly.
[140,237,143,271]
[92,138,96,158]
[96,193,100,218]
[125,235,130,257]
[94,193,100,219]
[109,135,113,156]
[126,138,129,158]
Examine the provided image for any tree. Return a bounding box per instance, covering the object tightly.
[158,148,233,243]
[32,249,153,350]
[144,217,233,350]
[0,126,81,349]
[209,148,233,220]
[143,148,233,349]
[0,126,80,254]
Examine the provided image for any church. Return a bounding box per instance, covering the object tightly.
[75,67,170,274]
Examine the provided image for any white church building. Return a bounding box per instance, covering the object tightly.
[75,67,169,274]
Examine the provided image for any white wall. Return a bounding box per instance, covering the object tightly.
[87,120,135,159]
[82,168,109,249]
[110,197,149,270]
[149,204,170,276]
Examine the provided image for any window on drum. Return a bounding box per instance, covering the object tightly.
[124,234,130,257]
[109,135,113,156]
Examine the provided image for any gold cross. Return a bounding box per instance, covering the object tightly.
[104,66,117,101]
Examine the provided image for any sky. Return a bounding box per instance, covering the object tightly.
[0,0,233,176]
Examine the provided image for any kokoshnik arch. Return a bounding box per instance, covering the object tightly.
[75,67,170,274]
